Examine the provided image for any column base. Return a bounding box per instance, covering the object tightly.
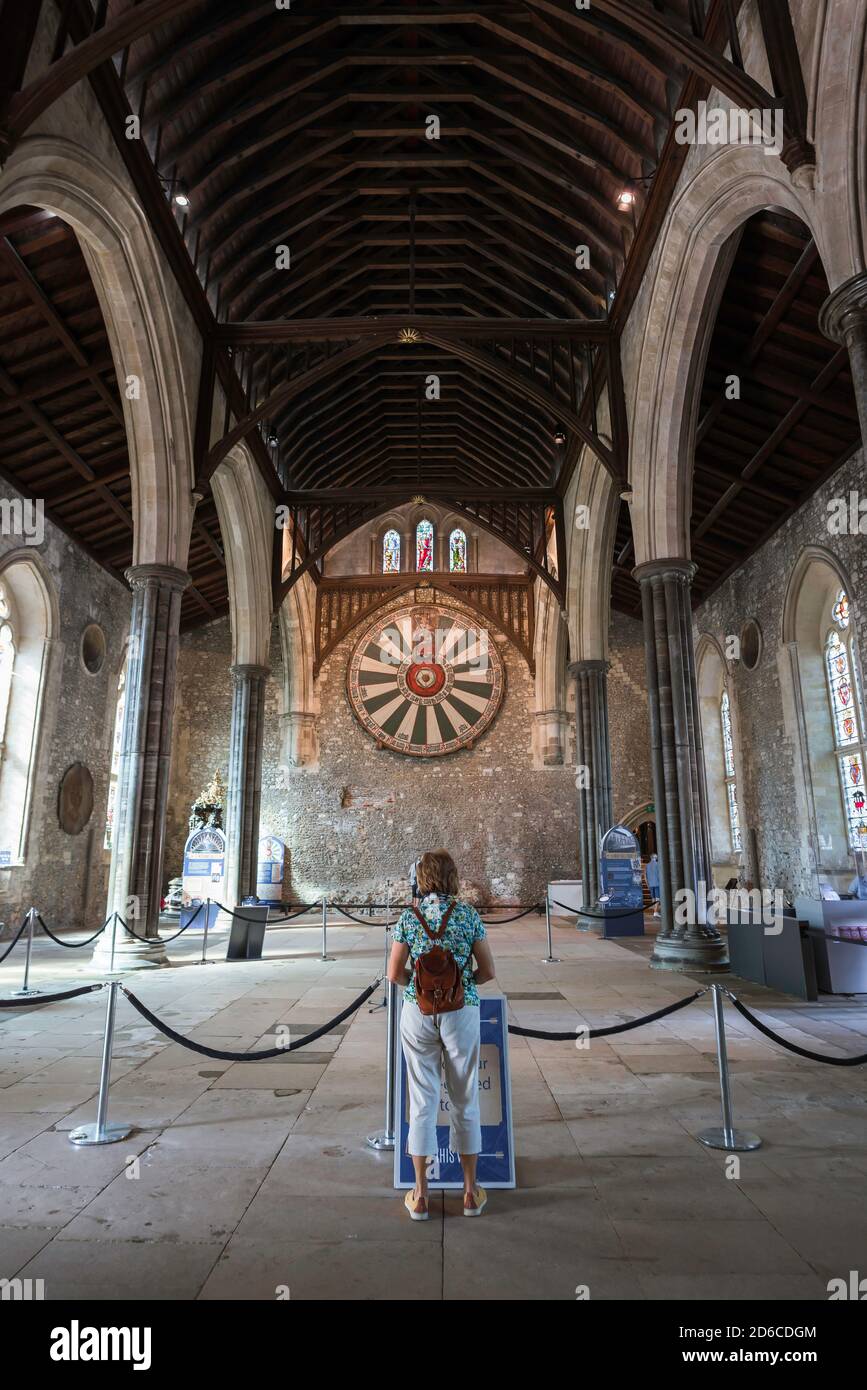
[89,929,169,973]
[649,932,730,973]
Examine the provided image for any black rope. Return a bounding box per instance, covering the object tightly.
[120,977,381,1059]
[118,901,204,946]
[728,993,867,1066]
[0,983,105,1009]
[35,911,109,948]
[330,904,395,926]
[548,896,646,920]
[210,900,317,924]
[0,913,30,963]
[479,905,544,923]
[507,989,706,1040]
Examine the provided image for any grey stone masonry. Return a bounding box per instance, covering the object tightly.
[224,664,270,905]
[634,559,728,972]
[569,659,612,906]
[821,272,867,445]
[95,564,189,969]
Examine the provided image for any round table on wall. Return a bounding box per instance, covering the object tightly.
[346,604,505,756]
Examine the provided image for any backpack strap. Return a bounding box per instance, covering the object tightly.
[410,899,455,942]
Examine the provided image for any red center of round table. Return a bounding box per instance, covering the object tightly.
[405,662,446,698]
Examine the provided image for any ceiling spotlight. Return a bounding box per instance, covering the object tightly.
[616,187,636,211]
[553,430,566,446]
[173,189,190,208]
[268,432,279,447]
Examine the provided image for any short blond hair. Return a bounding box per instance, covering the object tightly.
[416,849,459,897]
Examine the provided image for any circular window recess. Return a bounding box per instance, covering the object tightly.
[80,623,106,675]
[740,620,762,672]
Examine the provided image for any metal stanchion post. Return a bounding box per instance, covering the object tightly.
[367,978,397,1151]
[197,897,215,965]
[108,910,119,974]
[697,984,761,1152]
[69,981,132,1146]
[380,879,393,1005]
[12,907,41,998]
[320,898,334,961]
[541,891,561,964]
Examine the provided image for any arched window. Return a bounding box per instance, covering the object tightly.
[449,527,468,573]
[0,560,52,865]
[720,689,742,853]
[824,589,867,850]
[382,528,401,574]
[104,663,127,850]
[0,583,15,757]
[416,518,434,572]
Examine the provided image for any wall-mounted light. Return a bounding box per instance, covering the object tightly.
[616,187,636,212]
[553,430,566,446]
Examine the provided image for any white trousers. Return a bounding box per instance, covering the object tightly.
[400,1001,482,1158]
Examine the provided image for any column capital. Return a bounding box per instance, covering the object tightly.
[632,557,696,586]
[568,659,610,678]
[124,563,191,594]
[819,272,867,343]
[230,663,271,682]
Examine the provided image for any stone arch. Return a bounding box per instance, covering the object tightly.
[211,444,273,667]
[628,142,841,565]
[565,443,620,663]
[810,0,867,279]
[533,579,569,768]
[278,575,319,770]
[0,135,194,567]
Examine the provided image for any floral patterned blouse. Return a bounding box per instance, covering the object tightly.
[393,893,486,1006]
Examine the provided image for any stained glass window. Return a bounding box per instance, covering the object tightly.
[0,584,14,755]
[449,528,468,573]
[382,529,401,574]
[416,519,434,572]
[104,665,126,851]
[824,590,867,850]
[720,689,742,852]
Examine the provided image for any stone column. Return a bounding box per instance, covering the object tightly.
[820,273,867,443]
[632,560,728,971]
[224,664,270,905]
[93,564,189,970]
[569,659,613,907]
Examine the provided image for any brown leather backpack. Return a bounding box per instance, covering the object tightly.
[411,902,471,1016]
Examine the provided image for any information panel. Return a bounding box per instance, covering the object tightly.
[181,826,226,904]
[256,834,285,904]
[394,992,516,1190]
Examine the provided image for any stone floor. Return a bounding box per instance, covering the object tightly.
[0,909,866,1301]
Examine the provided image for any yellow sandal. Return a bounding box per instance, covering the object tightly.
[404,1188,430,1221]
[463,1185,487,1217]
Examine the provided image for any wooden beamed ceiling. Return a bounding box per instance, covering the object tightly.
[1,0,836,634]
[611,210,861,616]
[0,206,226,629]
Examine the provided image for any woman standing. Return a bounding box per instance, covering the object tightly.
[387,849,496,1220]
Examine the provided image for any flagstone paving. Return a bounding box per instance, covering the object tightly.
[0,912,865,1300]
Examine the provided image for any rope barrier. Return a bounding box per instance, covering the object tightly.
[727,993,867,1066]
[478,904,544,923]
[330,904,395,926]
[118,900,205,945]
[210,900,318,924]
[548,895,647,920]
[507,988,706,1040]
[120,977,381,1060]
[0,983,105,1009]
[35,911,109,949]
[0,914,30,964]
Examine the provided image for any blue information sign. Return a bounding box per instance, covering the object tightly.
[394,993,516,1189]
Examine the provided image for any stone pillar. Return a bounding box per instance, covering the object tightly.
[569,659,613,907]
[93,564,189,970]
[820,273,867,443]
[224,664,270,905]
[632,560,728,971]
